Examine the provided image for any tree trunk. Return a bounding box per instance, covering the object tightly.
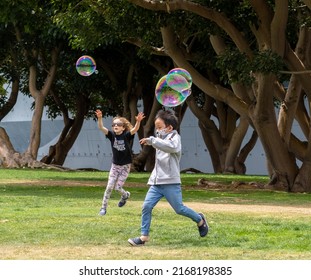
[132,93,161,172]
[0,127,19,167]
[250,73,298,190]
[225,117,249,174]
[41,94,89,166]
[40,119,74,165]
[26,47,59,160]
[187,94,223,173]
[26,93,45,159]
[198,120,222,173]
[0,78,19,121]
[292,161,311,193]
[292,125,311,192]
[132,145,155,172]
[0,127,60,168]
[236,130,258,174]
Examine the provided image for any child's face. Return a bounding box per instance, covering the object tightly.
[155,118,173,137]
[111,118,125,135]
[155,118,166,130]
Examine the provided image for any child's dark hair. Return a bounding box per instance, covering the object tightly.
[155,109,178,130]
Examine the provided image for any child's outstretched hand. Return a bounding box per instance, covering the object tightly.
[136,112,145,122]
[95,109,103,118]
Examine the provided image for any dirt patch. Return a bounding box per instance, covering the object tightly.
[1,179,151,187]
[1,179,264,189]
[1,179,106,187]
[176,202,311,216]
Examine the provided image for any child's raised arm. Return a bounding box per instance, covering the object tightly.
[130,112,145,135]
[95,109,109,135]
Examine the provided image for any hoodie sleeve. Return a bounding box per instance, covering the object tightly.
[148,132,181,153]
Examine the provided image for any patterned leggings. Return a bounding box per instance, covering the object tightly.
[101,163,131,209]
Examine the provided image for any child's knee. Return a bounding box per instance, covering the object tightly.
[174,207,187,216]
[142,202,153,213]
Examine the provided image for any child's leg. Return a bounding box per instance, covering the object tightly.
[101,185,113,210]
[141,185,163,237]
[128,186,162,245]
[114,163,131,199]
[101,164,118,209]
[165,184,209,237]
[164,184,202,223]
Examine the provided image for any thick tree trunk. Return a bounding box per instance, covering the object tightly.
[0,127,19,167]
[250,74,298,190]
[0,127,59,168]
[292,126,311,192]
[40,119,74,165]
[292,161,311,193]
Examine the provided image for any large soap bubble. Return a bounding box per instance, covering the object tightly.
[166,68,192,91]
[76,55,96,76]
[155,68,192,107]
[155,75,187,107]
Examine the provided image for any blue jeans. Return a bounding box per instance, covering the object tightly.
[141,184,202,236]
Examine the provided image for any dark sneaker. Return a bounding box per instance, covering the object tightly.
[118,191,130,207]
[198,213,209,237]
[128,237,145,246]
[99,208,107,216]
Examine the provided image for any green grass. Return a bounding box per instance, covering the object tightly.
[1,168,311,260]
[0,168,268,184]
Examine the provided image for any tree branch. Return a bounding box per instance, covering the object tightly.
[126,0,252,57]
[271,0,288,56]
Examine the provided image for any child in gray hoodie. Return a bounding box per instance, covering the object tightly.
[128,109,208,246]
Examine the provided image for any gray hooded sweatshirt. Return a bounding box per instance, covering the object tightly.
[145,130,181,185]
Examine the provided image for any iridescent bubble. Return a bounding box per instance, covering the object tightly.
[165,73,189,93]
[155,75,187,107]
[181,88,192,99]
[167,68,192,91]
[76,55,96,76]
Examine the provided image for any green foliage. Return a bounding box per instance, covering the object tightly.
[0,0,66,48]
[52,0,163,51]
[216,49,252,85]
[216,49,286,85]
[0,0,69,101]
[44,46,121,119]
[0,76,7,96]
[252,50,286,76]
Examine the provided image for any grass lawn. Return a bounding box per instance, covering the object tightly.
[1,169,311,260]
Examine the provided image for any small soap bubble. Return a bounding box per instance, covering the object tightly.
[76,55,96,76]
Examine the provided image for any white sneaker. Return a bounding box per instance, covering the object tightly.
[99,208,107,216]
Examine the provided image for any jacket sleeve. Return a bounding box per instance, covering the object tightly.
[148,133,181,153]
